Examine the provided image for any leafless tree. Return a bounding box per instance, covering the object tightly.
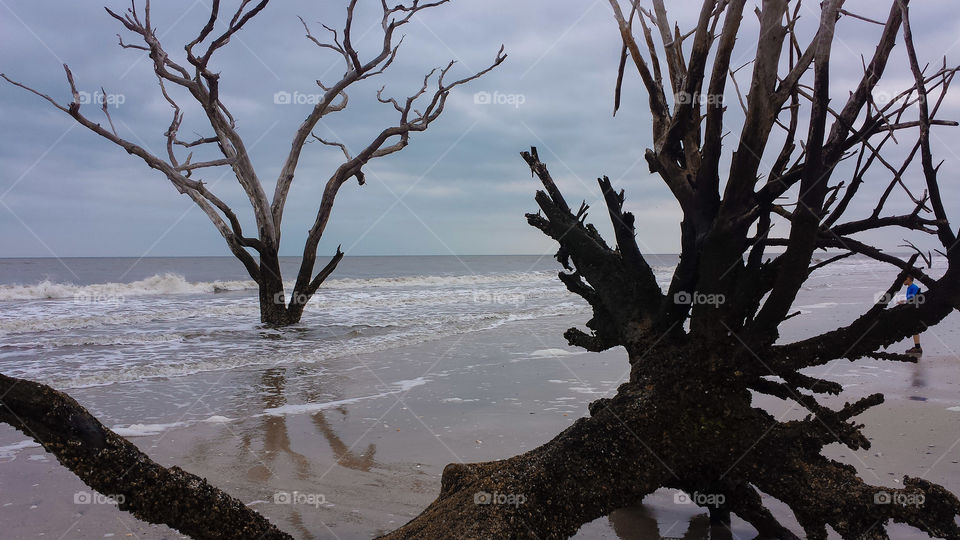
[2,0,960,538]
[1,0,504,326]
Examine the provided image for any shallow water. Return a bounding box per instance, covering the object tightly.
[0,256,610,388]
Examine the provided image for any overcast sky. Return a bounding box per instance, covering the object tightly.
[1,1,958,258]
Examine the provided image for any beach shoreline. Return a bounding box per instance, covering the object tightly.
[2,309,959,539]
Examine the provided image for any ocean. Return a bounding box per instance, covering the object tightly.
[0,254,957,539]
[0,255,617,389]
[0,253,950,427]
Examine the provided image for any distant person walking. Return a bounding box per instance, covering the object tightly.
[899,275,922,354]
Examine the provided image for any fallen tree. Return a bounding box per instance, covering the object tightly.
[3,0,960,538]
[385,0,960,536]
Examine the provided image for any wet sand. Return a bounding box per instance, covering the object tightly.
[1,309,959,539]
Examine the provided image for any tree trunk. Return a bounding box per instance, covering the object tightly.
[379,348,773,539]
[257,250,300,327]
[256,248,344,327]
[259,280,298,326]
[380,382,670,539]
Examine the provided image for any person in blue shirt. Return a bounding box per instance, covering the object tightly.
[899,275,922,354]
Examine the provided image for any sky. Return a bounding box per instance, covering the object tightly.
[0,0,958,259]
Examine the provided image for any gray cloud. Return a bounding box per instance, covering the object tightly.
[0,1,957,259]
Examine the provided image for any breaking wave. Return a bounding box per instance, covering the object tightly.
[0,271,560,301]
[0,273,256,301]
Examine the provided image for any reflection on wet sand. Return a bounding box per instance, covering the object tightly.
[202,367,759,539]
[312,408,378,472]
[298,369,380,472]
[243,367,383,540]
[609,505,733,540]
[239,368,381,478]
[250,368,311,481]
[909,359,927,401]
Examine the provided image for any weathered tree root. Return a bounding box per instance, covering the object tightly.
[380,385,670,539]
[750,419,960,539]
[382,379,960,539]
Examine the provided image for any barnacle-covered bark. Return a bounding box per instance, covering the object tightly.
[0,374,292,540]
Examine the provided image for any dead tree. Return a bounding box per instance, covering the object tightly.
[1,0,504,326]
[384,1,960,537]
[2,0,960,539]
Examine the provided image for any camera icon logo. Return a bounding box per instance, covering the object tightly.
[74,491,91,504]
[874,292,894,305]
[874,491,892,505]
[673,291,692,305]
[473,491,492,505]
[274,491,291,504]
[473,91,492,105]
[274,91,292,105]
[673,491,692,505]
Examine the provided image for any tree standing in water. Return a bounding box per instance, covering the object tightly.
[1,0,504,326]
[3,0,960,538]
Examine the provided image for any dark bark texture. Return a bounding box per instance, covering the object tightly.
[0,374,292,540]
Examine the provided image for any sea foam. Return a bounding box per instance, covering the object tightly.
[0,273,255,301]
[0,271,559,301]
